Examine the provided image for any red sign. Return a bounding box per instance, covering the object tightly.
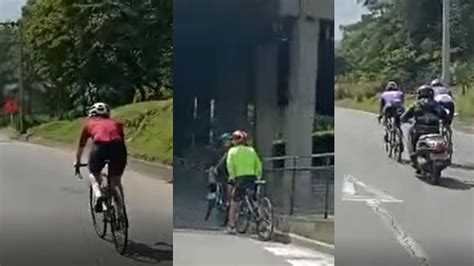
[3,99,19,114]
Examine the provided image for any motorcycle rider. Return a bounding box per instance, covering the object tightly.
[401,85,448,171]
[431,79,455,126]
[378,81,405,141]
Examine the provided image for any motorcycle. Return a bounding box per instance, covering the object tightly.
[414,128,450,185]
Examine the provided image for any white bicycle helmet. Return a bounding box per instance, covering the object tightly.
[431,79,443,87]
[88,102,110,117]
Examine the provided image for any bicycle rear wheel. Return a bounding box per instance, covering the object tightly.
[89,186,107,238]
[110,187,128,254]
[235,201,251,234]
[394,128,404,163]
[256,197,274,241]
[388,130,395,158]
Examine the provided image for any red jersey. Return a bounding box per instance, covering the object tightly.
[79,117,124,147]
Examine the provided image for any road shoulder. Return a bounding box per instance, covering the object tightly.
[7,131,173,182]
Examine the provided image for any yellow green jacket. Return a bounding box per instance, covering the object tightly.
[226,145,262,181]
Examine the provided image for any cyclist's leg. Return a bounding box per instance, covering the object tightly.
[108,141,128,202]
[88,143,106,199]
[447,101,455,127]
[382,106,392,141]
[227,180,244,233]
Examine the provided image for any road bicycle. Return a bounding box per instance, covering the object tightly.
[204,167,229,227]
[235,180,274,241]
[382,114,404,162]
[76,162,129,254]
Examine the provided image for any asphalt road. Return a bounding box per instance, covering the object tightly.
[335,108,474,266]
[173,167,334,266]
[0,133,173,266]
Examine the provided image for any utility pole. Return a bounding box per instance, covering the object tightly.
[18,21,26,134]
[442,0,450,85]
[0,21,25,133]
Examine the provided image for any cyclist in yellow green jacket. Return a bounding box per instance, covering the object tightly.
[225,130,262,234]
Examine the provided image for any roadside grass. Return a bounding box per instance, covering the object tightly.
[29,99,173,165]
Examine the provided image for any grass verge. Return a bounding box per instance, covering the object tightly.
[336,86,474,124]
[29,100,173,165]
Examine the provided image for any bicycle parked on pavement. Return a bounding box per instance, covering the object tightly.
[235,180,274,241]
[204,167,229,227]
[75,161,129,254]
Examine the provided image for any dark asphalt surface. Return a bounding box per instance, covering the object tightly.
[335,108,474,266]
[0,133,173,266]
[173,167,334,266]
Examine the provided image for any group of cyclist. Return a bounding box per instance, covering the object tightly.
[378,79,454,170]
[207,130,263,235]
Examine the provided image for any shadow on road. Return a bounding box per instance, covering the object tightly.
[123,241,173,263]
[450,163,474,171]
[416,174,474,190]
[399,159,411,165]
[437,177,474,190]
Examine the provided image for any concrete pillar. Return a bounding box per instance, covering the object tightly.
[276,15,320,215]
[255,43,280,157]
[284,17,319,164]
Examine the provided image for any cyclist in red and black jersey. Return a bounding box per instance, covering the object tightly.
[74,102,128,212]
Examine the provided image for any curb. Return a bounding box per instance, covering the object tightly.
[9,133,173,182]
[273,230,335,255]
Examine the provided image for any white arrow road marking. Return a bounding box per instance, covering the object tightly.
[260,242,334,266]
[342,175,429,266]
[287,259,333,266]
[342,175,403,203]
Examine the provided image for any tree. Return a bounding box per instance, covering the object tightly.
[18,0,172,117]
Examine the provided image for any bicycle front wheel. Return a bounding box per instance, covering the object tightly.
[216,198,229,227]
[110,187,129,254]
[89,186,107,238]
[256,197,274,241]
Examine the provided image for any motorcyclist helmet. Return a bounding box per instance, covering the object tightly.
[430,79,443,87]
[417,85,434,100]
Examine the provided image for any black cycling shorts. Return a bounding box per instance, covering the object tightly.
[89,140,127,177]
[232,176,257,201]
[383,105,404,118]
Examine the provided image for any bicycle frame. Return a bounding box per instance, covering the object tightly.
[241,182,265,222]
[75,162,128,254]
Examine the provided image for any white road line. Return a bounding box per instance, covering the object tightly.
[366,200,429,266]
[341,174,429,266]
[262,243,334,266]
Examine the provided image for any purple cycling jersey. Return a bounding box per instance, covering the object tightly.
[381,90,404,108]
